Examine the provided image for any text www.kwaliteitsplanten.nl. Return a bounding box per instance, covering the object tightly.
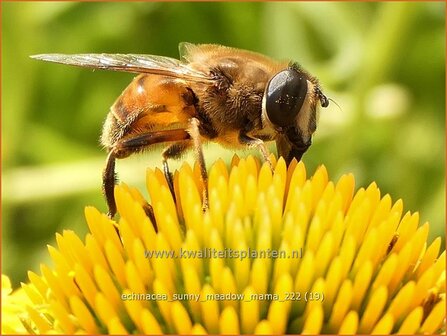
[144,247,303,260]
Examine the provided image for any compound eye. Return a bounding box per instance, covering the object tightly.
[265,68,308,128]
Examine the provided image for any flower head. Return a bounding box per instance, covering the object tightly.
[2,155,445,334]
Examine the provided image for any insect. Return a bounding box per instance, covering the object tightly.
[32,43,329,219]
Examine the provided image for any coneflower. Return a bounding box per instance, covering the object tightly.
[2,155,445,334]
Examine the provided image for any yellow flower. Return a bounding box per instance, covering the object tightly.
[2,155,445,334]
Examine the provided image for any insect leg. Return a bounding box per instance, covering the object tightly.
[104,148,156,227]
[103,151,117,218]
[162,142,192,202]
[239,133,274,171]
[104,129,191,221]
[189,118,209,210]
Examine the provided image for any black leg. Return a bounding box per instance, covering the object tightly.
[103,151,117,218]
[102,129,191,219]
[189,118,209,210]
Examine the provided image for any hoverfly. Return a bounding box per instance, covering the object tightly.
[32,43,329,219]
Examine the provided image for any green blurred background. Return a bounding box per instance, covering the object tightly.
[2,2,445,286]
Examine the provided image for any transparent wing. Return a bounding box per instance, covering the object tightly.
[31,53,214,83]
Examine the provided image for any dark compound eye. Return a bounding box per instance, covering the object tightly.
[265,68,308,128]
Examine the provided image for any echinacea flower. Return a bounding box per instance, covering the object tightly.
[2,155,445,334]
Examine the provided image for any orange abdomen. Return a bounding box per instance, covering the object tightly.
[101,74,197,148]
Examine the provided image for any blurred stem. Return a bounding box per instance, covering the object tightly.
[2,144,263,205]
[353,2,417,100]
[346,2,417,158]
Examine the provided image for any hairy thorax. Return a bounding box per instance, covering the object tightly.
[192,57,273,139]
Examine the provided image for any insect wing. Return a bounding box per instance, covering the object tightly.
[31,53,214,83]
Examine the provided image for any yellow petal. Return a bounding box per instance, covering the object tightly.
[416,237,441,279]
[338,236,356,280]
[372,253,397,290]
[132,239,154,286]
[358,286,388,333]
[124,261,146,300]
[328,279,353,332]
[43,249,79,298]
[200,284,220,334]
[407,222,429,272]
[323,257,343,315]
[368,194,392,231]
[20,282,43,305]
[85,235,110,275]
[141,309,163,334]
[25,305,52,333]
[250,259,268,297]
[395,211,419,252]
[306,214,322,253]
[27,271,47,299]
[258,161,273,194]
[432,250,446,282]
[209,179,228,233]
[49,300,75,334]
[104,240,127,288]
[84,206,120,250]
[334,173,355,214]
[219,306,240,335]
[345,198,371,248]
[272,240,291,287]
[182,262,202,320]
[152,278,172,326]
[63,230,94,275]
[69,295,99,334]
[352,228,377,275]
[233,239,250,292]
[302,303,323,334]
[410,267,434,310]
[172,301,192,334]
[351,261,373,311]
[314,232,334,279]
[293,251,315,316]
[244,174,258,214]
[40,264,68,310]
[338,311,358,335]
[388,240,413,295]
[303,278,325,320]
[209,229,225,292]
[254,320,273,335]
[95,292,118,327]
[107,316,128,334]
[154,201,183,251]
[47,245,71,278]
[93,265,121,311]
[179,163,203,231]
[310,165,329,211]
[370,313,393,335]
[241,286,259,334]
[122,289,145,332]
[386,281,415,321]
[268,273,293,334]
[190,323,208,335]
[420,298,445,334]
[397,306,423,334]
[74,263,98,310]
[152,233,176,294]
[220,267,238,310]
[372,211,400,264]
